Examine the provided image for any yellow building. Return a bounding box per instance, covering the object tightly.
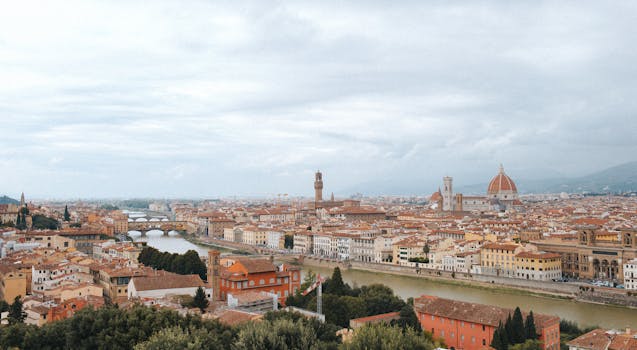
[514,251,562,281]
[0,266,27,302]
[480,242,522,277]
[392,236,427,264]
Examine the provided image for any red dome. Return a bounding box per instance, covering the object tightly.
[487,165,517,194]
[430,189,442,202]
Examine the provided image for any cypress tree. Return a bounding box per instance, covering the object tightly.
[525,311,539,339]
[326,267,346,295]
[192,286,209,312]
[512,307,526,344]
[9,296,25,324]
[491,325,504,350]
[500,319,510,347]
[505,313,514,344]
[64,205,70,221]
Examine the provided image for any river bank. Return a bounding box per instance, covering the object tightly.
[188,236,637,309]
[147,234,637,328]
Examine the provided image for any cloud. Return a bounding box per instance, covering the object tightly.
[0,0,636,198]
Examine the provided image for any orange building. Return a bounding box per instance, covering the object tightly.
[414,295,560,350]
[216,257,301,305]
[47,295,105,322]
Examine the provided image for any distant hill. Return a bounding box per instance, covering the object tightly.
[0,195,19,205]
[458,161,637,195]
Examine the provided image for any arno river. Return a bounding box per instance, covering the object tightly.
[133,231,637,329]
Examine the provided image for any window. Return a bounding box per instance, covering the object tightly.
[441,330,445,337]
[431,315,435,320]
[482,325,486,331]
[483,339,486,346]
[259,279,265,285]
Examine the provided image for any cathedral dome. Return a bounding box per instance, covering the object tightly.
[487,165,517,195]
[430,188,442,202]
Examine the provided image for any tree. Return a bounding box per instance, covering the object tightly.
[423,244,430,255]
[525,311,539,340]
[344,323,435,350]
[64,205,70,222]
[9,296,26,324]
[512,307,526,344]
[505,313,514,344]
[326,267,346,295]
[134,327,205,350]
[491,326,505,350]
[510,339,543,350]
[359,284,406,316]
[391,304,422,332]
[192,287,209,312]
[233,317,322,350]
[498,320,510,348]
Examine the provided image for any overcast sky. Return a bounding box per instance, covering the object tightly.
[1,1,636,199]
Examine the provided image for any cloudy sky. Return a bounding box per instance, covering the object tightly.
[1,1,636,199]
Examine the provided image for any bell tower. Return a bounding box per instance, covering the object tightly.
[442,176,453,211]
[314,171,323,202]
[208,250,221,301]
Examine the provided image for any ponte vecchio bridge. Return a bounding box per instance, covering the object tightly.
[127,220,192,235]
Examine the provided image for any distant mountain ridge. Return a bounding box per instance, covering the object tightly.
[0,195,19,205]
[458,161,637,195]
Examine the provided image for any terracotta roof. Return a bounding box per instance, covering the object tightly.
[487,166,518,194]
[235,259,276,274]
[350,311,400,324]
[515,251,561,259]
[215,309,262,326]
[482,243,519,251]
[414,295,558,329]
[131,274,204,291]
[567,329,612,350]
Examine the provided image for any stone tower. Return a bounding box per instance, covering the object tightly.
[442,176,453,211]
[314,171,323,202]
[208,250,221,301]
[20,192,25,207]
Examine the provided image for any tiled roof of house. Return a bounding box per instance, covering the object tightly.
[131,274,204,291]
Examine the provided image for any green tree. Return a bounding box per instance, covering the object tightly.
[344,323,434,350]
[423,243,430,255]
[359,284,406,316]
[512,307,526,344]
[64,205,70,221]
[510,339,543,350]
[505,313,514,344]
[9,296,26,324]
[491,325,505,350]
[326,267,347,295]
[525,311,539,340]
[499,320,510,348]
[233,317,321,350]
[391,304,422,332]
[192,287,209,312]
[134,327,205,350]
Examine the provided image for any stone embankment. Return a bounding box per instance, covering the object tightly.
[190,236,637,308]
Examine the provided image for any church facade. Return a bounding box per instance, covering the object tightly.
[431,165,523,213]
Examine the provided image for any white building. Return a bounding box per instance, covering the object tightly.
[313,233,336,258]
[624,258,637,290]
[128,274,206,300]
[266,230,284,250]
[293,232,312,254]
[336,235,352,261]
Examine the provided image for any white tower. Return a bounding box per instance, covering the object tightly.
[442,176,453,211]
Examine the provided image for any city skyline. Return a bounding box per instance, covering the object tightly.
[2,1,637,198]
